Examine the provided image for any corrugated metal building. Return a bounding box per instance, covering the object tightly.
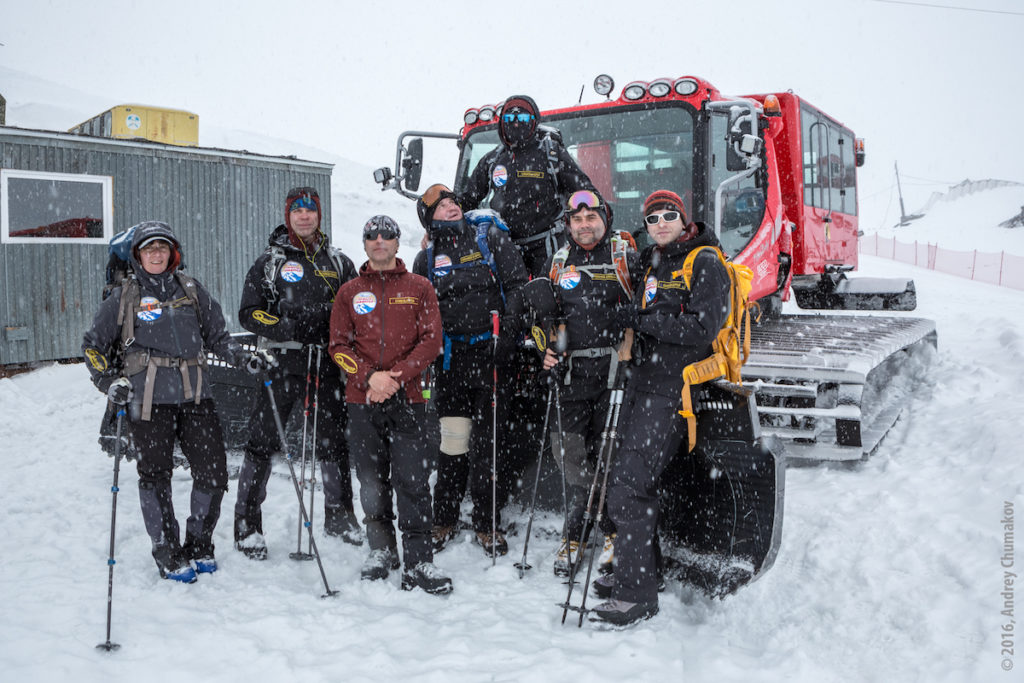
[0,126,333,365]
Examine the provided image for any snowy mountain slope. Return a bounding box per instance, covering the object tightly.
[1,255,1021,683]
[870,180,1024,255]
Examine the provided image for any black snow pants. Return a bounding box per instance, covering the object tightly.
[129,399,228,563]
[605,388,686,604]
[347,398,438,567]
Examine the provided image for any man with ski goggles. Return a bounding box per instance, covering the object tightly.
[460,94,596,278]
[540,189,641,583]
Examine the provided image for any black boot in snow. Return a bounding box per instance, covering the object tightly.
[234,516,267,561]
[401,562,453,595]
[360,548,400,581]
[324,506,365,546]
[591,599,659,626]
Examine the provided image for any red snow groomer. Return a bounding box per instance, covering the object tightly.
[374,75,937,596]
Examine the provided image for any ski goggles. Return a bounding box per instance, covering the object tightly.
[644,211,681,225]
[363,215,401,240]
[566,190,603,214]
[289,196,317,211]
[502,112,535,123]
[420,183,458,210]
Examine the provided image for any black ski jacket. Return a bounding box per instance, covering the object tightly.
[238,225,356,366]
[544,230,642,397]
[82,257,243,406]
[630,223,731,398]
[412,219,529,337]
[461,137,593,276]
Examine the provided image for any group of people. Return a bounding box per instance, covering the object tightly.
[82,93,731,627]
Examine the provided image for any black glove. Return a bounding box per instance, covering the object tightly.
[246,350,277,374]
[614,302,640,333]
[106,378,133,405]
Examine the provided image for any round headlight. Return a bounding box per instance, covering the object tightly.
[594,74,615,97]
[649,80,671,97]
[464,108,479,125]
[673,78,699,96]
[622,81,647,101]
[478,106,496,122]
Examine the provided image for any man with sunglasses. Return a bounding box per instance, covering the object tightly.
[541,189,641,579]
[413,183,529,557]
[461,94,595,278]
[329,216,451,594]
[234,187,361,561]
[591,189,731,626]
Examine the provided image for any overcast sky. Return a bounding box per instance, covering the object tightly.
[2,0,1022,228]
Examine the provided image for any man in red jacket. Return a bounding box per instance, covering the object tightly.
[329,215,451,595]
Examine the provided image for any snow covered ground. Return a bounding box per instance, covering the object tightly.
[2,66,1024,682]
[1,250,1022,682]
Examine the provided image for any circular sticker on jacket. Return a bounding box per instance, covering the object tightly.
[353,291,377,315]
[644,275,658,304]
[433,254,453,278]
[280,261,304,282]
[137,296,163,322]
[558,269,581,290]
[492,165,508,188]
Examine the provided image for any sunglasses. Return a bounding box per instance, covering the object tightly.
[502,113,534,123]
[364,228,399,241]
[567,190,602,213]
[421,183,457,209]
[644,211,681,225]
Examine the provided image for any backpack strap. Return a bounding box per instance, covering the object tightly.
[262,245,286,307]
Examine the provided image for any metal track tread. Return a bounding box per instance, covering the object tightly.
[741,314,937,461]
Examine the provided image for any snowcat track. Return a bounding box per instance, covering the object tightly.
[742,314,937,461]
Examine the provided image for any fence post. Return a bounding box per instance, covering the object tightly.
[999,251,1005,286]
[971,249,977,281]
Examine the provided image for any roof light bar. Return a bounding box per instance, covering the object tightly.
[673,78,699,96]
[622,81,647,101]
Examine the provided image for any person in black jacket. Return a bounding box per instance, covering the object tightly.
[83,221,269,582]
[461,94,595,278]
[412,183,529,556]
[234,187,361,560]
[591,190,731,626]
[541,189,641,579]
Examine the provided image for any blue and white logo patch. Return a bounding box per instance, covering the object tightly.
[280,261,304,282]
[353,291,377,315]
[491,165,508,188]
[558,269,581,290]
[644,275,658,305]
[433,254,453,278]
[137,296,163,322]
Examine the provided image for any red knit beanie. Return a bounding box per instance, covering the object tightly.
[642,189,688,224]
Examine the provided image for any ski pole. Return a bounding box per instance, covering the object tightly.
[97,406,126,653]
[263,378,338,598]
[290,345,315,561]
[490,310,500,566]
[574,381,626,627]
[307,346,322,557]
[514,383,555,578]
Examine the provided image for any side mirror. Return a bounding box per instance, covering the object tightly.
[373,167,393,188]
[726,115,761,171]
[402,138,423,192]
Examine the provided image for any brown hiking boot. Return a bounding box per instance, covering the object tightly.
[475,530,508,556]
[431,525,458,553]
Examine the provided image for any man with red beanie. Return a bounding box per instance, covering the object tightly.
[234,187,362,560]
[591,189,730,626]
[330,215,451,594]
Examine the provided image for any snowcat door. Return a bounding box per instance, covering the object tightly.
[373,131,461,200]
[659,381,785,598]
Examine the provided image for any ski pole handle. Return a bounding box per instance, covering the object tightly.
[490,310,500,338]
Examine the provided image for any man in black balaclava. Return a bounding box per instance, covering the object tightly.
[460,94,595,278]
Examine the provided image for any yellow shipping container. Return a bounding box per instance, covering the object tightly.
[69,105,199,147]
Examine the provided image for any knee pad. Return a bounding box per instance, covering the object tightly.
[439,417,472,455]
